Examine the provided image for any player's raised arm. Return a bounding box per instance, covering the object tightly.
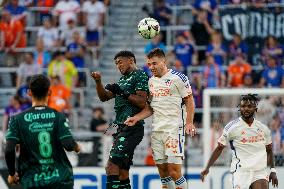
[91,71,115,102]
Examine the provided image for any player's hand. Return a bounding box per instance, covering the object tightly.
[124,117,139,126]
[7,172,19,185]
[91,71,101,82]
[74,142,81,154]
[105,83,123,95]
[269,172,278,188]
[200,169,209,182]
[185,123,196,137]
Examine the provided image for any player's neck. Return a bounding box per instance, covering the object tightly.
[158,68,169,78]
[124,67,136,75]
[32,98,48,107]
[242,116,254,126]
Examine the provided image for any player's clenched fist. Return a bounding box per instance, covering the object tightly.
[91,71,101,81]
[8,172,19,185]
[124,117,139,126]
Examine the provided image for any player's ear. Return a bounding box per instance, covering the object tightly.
[27,89,32,97]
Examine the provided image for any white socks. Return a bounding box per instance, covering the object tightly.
[161,176,176,189]
[175,176,187,189]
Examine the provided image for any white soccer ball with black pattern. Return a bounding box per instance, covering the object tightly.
[138,18,160,39]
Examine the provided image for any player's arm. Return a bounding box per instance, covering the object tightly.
[126,90,148,109]
[5,140,17,176]
[57,115,80,153]
[201,143,225,182]
[124,101,153,126]
[91,72,115,102]
[266,143,278,187]
[183,94,195,136]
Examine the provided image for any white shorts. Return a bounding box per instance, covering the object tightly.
[232,169,269,189]
[151,131,185,164]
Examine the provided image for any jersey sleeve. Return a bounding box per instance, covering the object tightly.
[5,116,20,142]
[135,71,149,92]
[57,113,73,141]
[218,127,231,146]
[264,125,272,145]
[176,76,192,98]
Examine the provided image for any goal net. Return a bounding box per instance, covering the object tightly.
[203,88,284,169]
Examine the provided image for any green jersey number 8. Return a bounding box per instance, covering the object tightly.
[38,131,52,158]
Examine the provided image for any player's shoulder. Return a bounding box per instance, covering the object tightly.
[224,117,241,133]
[134,69,149,79]
[169,69,189,83]
[254,119,270,131]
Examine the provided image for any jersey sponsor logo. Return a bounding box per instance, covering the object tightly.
[240,133,265,144]
[28,122,54,132]
[24,112,56,122]
[150,88,171,97]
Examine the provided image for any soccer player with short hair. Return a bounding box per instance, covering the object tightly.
[5,74,80,189]
[91,50,149,189]
[125,48,196,189]
[201,94,279,189]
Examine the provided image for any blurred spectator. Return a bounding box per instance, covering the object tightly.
[37,17,59,50]
[33,38,52,68]
[17,76,32,107]
[82,0,106,48]
[36,0,55,23]
[259,56,284,88]
[48,75,71,113]
[90,107,108,166]
[18,0,33,6]
[206,31,227,66]
[16,53,42,88]
[144,34,166,55]
[228,34,248,60]
[190,9,214,63]
[153,0,172,43]
[4,0,27,23]
[53,0,80,29]
[201,55,225,88]
[2,95,27,132]
[60,18,79,46]
[242,73,254,88]
[0,10,26,66]
[66,31,86,69]
[191,73,203,126]
[144,147,155,166]
[192,0,217,24]
[66,31,86,86]
[173,32,196,75]
[47,51,78,89]
[262,35,283,64]
[220,0,243,4]
[256,96,277,125]
[269,114,284,155]
[210,120,223,151]
[227,54,251,87]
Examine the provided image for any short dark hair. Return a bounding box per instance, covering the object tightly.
[114,50,136,64]
[240,93,260,106]
[29,74,50,100]
[147,48,165,59]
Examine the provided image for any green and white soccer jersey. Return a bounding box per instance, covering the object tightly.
[114,69,149,125]
[6,106,74,188]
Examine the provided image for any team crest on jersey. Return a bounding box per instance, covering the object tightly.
[164,79,172,86]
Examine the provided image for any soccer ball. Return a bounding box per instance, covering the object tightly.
[138,18,160,39]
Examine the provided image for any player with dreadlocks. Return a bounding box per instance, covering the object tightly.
[201,94,278,189]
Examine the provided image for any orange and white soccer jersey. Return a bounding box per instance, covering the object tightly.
[218,117,272,172]
[149,69,192,134]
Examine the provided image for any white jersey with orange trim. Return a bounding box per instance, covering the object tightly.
[218,117,272,172]
[149,69,192,134]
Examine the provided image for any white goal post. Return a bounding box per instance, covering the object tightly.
[202,88,284,166]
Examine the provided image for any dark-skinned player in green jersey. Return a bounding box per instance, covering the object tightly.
[5,74,80,189]
[91,51,149,189]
